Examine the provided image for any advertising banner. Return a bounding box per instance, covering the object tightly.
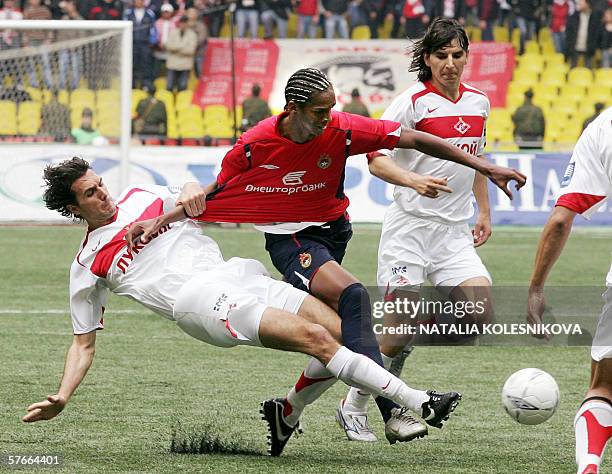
[460,42,514,108]
[193,40,280,108]
[1,145,609,226]
[193,39,514,113]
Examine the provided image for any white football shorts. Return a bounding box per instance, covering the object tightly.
[377,202,491,290]
[591,287,612,361]
[173,257,307,348]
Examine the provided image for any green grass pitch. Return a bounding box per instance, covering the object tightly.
[1,224,610,473]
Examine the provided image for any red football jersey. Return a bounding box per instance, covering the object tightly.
[197,110,401,224]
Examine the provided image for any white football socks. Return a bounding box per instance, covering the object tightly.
[343,353,394,414]
[284,358,337,427]
[381,353,394,369]
[575,399,612,474]
[327,346,428,415]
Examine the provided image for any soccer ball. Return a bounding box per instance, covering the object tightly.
[501,368,560,425]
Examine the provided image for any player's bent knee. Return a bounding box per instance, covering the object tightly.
[450,283,493,327]
[297,295,342,341]
[303,323,338,358]
[339,283,371,319]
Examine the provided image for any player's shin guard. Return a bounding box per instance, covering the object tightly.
[575,397,612,474]
[343,354,395,414]
[326,346,429,415]
[284,358,337,426]
[338,283,399,420]
[338,283,383,364]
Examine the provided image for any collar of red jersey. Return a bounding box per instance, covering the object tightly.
[274,110,291,137]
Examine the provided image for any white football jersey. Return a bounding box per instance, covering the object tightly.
[379,81,489,224]
[555,107,612,285]
[70,184,224,334]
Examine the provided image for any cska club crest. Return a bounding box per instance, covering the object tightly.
[299,252,312,268]
[317,154,332,169]
[453,117,471,135]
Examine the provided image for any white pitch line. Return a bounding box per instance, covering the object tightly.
[0,309,140,314]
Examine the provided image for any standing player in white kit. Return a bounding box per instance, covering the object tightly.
[528,108,612,474]
[336,17,495,441]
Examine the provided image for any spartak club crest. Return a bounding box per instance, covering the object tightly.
[453,117,471,135]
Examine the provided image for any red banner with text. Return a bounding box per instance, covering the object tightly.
[193,39,279,108]
[194,40,515,111]
[462,42,515,108]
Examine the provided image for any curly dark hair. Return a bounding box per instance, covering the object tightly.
[409,17,469,83]
[42,157,90,218]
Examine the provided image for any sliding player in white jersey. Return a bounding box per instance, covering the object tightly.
[23,157,463,458]
[337,18,494,441]
[528,108,612,474]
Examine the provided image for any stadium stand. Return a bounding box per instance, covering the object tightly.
[0,101,18,136]
[0,4,609,147]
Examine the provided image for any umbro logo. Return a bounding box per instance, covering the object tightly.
[293,271,310,290]
[506,395,542,411]
[453,117,471,135]
[259,164,279,169]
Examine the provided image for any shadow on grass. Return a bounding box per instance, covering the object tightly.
[170,422,263,456]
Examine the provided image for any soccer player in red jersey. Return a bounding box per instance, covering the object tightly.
[127,67,526,451]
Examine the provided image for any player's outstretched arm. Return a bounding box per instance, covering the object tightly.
[126,180,219,249]
[23,331,96,423]
[367,152,452,198]
[125,206,187,249]
[472,157,492,247]
[527,206,577,338]
[397,128,527,199]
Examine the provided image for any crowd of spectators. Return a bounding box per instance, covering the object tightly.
[0,0,211,92]
[164,0,610,64]
[0,0,610,98]
[0,0,609,145]
[1,1,610,58]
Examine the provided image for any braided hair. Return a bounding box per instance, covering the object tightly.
[284,68,331,106]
